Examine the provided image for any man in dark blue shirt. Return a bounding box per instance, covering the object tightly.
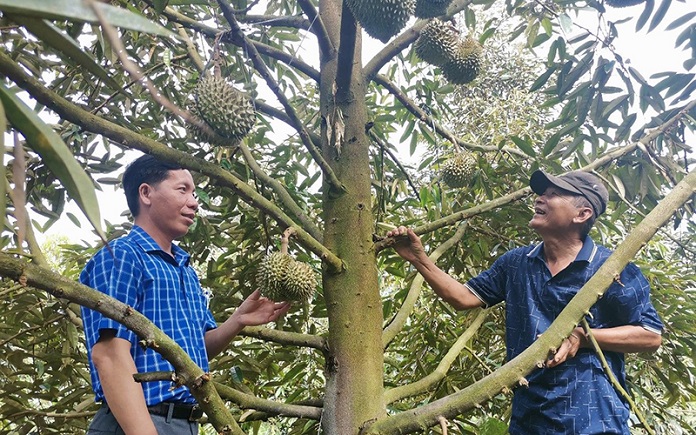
[81,154,290,434]
[387,170,663,434]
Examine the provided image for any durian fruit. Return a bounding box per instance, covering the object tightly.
[257,253,317,302]
[605,0,645,7]
[193,76,256,145]
[441,36,482,85]
[414,19,458,67]
[256,252,292,301]
[415,0,453,19]
[187,105,228,147]
[441,151,476,188]
[283,260,317,302]
[345,0,416,43]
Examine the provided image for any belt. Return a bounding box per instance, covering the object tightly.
[147,402,203,422]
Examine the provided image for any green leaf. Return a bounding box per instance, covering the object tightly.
[601,94,629,118]
[635,0,655,32]
[0,0,177,38]
[665,11,696,30]
[153,0,169,15]
[10,16,124,94]
[558,13,573,35]
[510,136,536,157]
[0,84,105,241]
[529,66,556,92]
[648,0,672,32]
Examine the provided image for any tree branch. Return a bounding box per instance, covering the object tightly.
[240,325,327,351]
[216,0,346,196]
[296,0,333,60]
[239,143,323,242]
[364,167,696,434]
[334,1,357,101]
[132,372,323,419]
[163,7,321,82]
[0,50,345,274]
[368,130,421,203]
[385,308,488,404]
[383,222,468,347]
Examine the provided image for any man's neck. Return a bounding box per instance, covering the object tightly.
[541,234,584,276]
[133,218,174,255]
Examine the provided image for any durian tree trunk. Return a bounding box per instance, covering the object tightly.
[319,1,386,433]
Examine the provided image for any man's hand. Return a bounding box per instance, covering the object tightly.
[206,290,291,358]
[232,289,291,327]
[386,226,427,264]
[545,328,584,368]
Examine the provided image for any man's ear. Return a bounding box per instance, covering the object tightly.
[138,183,153,207]
[573,207,593,224]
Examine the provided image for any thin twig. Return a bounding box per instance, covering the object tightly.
[581,318,656,435]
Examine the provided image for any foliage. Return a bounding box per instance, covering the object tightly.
[0,0,694,434]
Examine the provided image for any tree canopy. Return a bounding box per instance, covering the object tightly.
[0,0,694,434]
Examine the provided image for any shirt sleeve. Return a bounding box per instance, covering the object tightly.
[466,251,512,307]
[605,262,664,334]
[84,245,144,344]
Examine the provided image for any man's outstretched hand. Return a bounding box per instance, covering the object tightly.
[234,289,291,327]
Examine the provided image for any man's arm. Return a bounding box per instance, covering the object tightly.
[386,226,484,310]
[546,325,662,368]
[91,331,157,435]
[205,290,291,359]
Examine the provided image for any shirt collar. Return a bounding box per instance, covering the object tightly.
[527,236,598,263]
[128,225,191,266]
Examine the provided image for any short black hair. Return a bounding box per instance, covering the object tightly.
[122,154,184,217]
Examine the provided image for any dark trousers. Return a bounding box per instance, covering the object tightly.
[87,405,199,435]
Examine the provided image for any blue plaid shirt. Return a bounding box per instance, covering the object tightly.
[467,237,663,435]
[80,226,217,405]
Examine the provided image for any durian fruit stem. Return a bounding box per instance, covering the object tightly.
[281,227,296,255]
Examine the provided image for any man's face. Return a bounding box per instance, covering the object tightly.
[529,186,584,234]
[144,169,198,240]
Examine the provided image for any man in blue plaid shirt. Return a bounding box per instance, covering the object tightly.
[387,170,663,434]
[81,154,290,434]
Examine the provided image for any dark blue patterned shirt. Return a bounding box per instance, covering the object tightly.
[467,237,663,435]
[80,226,217,405]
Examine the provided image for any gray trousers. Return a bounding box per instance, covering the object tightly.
[87,405,199,435]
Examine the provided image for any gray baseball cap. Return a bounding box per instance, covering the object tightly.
[530,170,609,217]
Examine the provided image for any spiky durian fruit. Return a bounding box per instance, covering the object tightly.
[415,0,453,19]
[605,0,645,7]
[257,252,292,301]
[345,0,416,43]
[193,76,255,145]
[414,19,458,66]
[187,105,229,147]
[283,260,317,302]
[441,36,482,85]
[441,152,476,188]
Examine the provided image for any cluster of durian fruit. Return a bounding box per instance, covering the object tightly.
[415,19,482,85]
[188,75,256,146]
[440,150,476,188]
[257,252,317,302]
[345,0,455,43]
